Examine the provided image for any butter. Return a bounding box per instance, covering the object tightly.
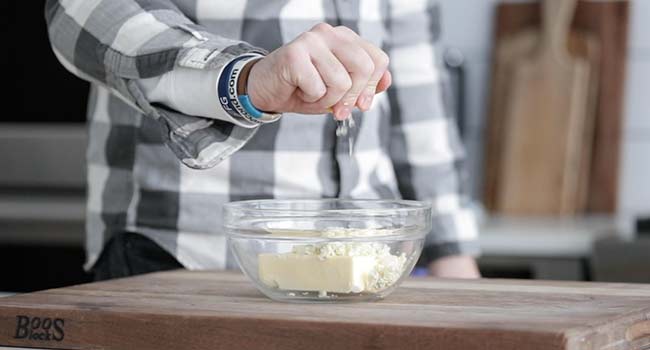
[258,228,408,296]
[258,254,375,293]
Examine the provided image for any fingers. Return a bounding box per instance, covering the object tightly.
[376,70,392,93]
[315,25,373,120]
[280,43,327,103]
[280,23,391,117]
[332,26,390,112]
[329,41,374,120]
[301,32,352,109]
[295,62,328,103]
[307,24,369,120]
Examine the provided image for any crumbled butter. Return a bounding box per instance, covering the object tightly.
[258,228,407,296]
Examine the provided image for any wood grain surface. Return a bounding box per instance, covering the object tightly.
[496,0,594,215]
[483,26,534,213]
[484,0,629,214]
[0,270,649,350]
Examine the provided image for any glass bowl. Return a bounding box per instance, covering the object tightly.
[223,199,431,302]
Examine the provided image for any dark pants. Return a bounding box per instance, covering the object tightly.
[91,232,183,281]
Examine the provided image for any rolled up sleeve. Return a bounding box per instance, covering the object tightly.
[45,0,266,169]
[137,65,259,129]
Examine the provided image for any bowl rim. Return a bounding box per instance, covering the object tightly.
[227,231,428,242]
[223,199,432,241]
[223,198,432,216]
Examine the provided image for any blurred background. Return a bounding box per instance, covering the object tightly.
[0,0,648,294]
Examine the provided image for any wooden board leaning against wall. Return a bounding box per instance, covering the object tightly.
[484,0,629,215]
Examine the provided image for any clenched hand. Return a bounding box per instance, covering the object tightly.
[246,23,392,120]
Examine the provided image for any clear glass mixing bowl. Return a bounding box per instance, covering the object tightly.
[223,199,432,302]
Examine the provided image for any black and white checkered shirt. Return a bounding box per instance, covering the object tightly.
[46,0,479,270]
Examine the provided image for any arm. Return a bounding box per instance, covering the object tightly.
[45,0,266,168]
[385,0,480,278]
[137,67,260,129]
[46,1,392,169]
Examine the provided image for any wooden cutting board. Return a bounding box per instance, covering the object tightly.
[1,270,649,350]
[492,0,594,215]
[484,0,629,214]
[485,30,599,215]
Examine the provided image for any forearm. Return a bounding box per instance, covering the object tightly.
[45,0,264,111]
[45,0,268,169]
[137,65,260,127]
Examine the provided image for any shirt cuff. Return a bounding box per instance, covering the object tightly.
[137,66,259,129]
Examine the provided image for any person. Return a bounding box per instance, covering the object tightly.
[45,0,480,280]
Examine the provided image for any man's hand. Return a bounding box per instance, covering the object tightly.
[428,255,481,279]
[247,23,392,120]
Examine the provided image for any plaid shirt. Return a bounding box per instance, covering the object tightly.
[45,0,479,270]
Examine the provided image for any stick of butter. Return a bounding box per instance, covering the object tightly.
[258,253,375,294]
[258,229,408,296]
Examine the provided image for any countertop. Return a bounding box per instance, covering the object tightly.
[1,270,649,350]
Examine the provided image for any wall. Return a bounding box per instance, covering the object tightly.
[437,0,649,228]
[618,0,650,229]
